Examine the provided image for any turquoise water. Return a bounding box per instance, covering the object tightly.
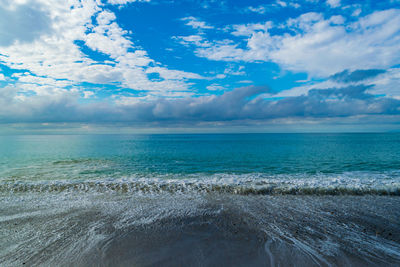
[1,133,400,175]
[2,133,400,266]
[1,133,400,194]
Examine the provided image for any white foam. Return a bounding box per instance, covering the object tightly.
[1,171,400,195]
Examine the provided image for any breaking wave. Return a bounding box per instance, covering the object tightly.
[1,172,400,196]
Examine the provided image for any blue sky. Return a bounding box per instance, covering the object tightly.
[0,0,399,132]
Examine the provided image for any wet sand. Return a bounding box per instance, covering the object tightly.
[1,193,400,266]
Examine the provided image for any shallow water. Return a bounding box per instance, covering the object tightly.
[1,133,400,266]
[1,133,400,177]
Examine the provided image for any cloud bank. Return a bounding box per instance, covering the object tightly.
[1,84,399,126]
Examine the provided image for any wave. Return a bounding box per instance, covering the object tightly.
[1,173,400,195]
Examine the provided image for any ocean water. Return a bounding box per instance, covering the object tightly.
[1,133,400,266]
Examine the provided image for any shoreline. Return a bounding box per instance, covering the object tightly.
[1,193,400,266]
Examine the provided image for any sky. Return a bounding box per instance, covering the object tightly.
[0,0,399,133]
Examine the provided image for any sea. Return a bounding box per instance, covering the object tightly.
[1,133,400,266]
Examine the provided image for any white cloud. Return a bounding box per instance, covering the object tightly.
[84,10,133,58]
[352,8,362,17]
[0,74,5,80]
[195,41,246,62]
[107,0,150,5]
[230,22,273,37]
[246,6,267,14]
[146,67,204,80]
[206,84,225,91]
[174,35,211,47]
[187,9,400,77]
[272,9,400,76]
[237,80,253,84]
[224,65,245,76]
[276,1,287,7]
[83,91,95,98]
[245,1,300,14]
[367,68,400,99]
[95,9,116,25]
[326,0,341,8]
[181,16,214,30]
[15,73,73,88]
[0,0,205,101]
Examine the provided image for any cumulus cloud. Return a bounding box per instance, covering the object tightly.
[182,9,400,77]
[0,0,205,99]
